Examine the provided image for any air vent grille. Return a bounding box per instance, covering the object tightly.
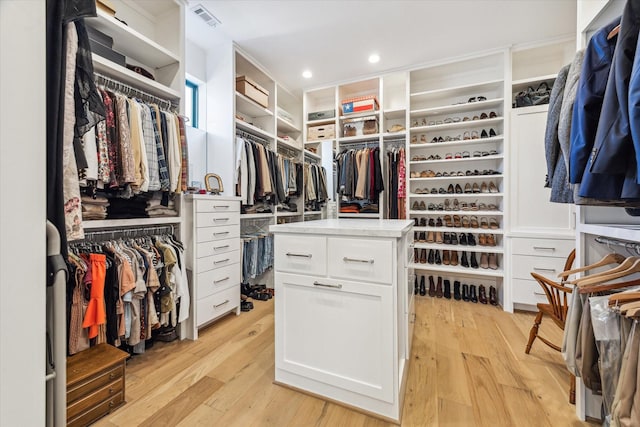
[190,3,221,28]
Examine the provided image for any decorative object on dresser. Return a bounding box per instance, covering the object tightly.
[66,343,128,427]
[183,195,242,339]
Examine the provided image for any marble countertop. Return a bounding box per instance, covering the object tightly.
[269,218,413,237]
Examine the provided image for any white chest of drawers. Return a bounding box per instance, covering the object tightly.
[270,219,414,423]
[184,195,242,339]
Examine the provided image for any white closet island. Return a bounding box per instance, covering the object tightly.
[270,219,414,423]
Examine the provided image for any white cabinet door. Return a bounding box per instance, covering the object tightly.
[510,107,573,232]
[275,272,394,403]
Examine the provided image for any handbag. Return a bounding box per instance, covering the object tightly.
[514,82,552,108]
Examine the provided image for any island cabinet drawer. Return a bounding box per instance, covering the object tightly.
[196,225,240,243]
[274,234,326,276]
[511,237,574,258]
[196,199,240,213]
[327,237,393,284]
[196,212,240,227]
[196,237,241,258]
[512,255,569,281]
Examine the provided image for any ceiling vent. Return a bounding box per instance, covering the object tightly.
[190,4,221,28]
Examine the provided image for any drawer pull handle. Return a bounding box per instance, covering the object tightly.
[214,259,230,264]
[214,205,230,208]
[214,218,230,222]
[214,300,230,308]
[532,246,556,251]
[214,245,230,250]
[313,281,342,289]
[286,252,312,258]
[109,401,115,408]
[343,257,374,264]
[214,277,230,283]
[533,292,546,296]
[533,267,556,272]
[214,232,229,236]
[109,373,116,379]
[109,387,114,394]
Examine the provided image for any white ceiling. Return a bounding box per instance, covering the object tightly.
[186,0,577,95]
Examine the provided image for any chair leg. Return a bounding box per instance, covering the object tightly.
[569,373,576,405]
[525,311,543,354]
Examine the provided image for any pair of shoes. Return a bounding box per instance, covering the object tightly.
[478,233,496,246]
[461,284,478,303]
[479,253,498,269]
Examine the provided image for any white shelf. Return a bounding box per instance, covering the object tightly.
[338,134,381,144]
[83,216,182,230]
[236,91,273,118]
[87,9,180,69]
[410,79,504,99]
[276,211,303,217]
[410,98,504,117]
[409,154,503,165]
[277,116,301,133]
[409,210,504,216]
[383,109,406,120]
[410,117,503,133]
[413,226,504,235]
[578,223,640,242]
[409,263,504,277]
[235,119,275,140]
[409,135,504,149]
[307,117,337,126]
[304,150,321,160]
[240,213,274,219]
[277,138,303,151]
[304,211,323,216]
[339,110,380,120]
[512,74,557,87]
[408,192,503,198]
[409,174,504,182]
[382,132,407,139]
[306,139,333,145]
[92,54,180,100]
[413,242,504,254]
[338,213,381,218]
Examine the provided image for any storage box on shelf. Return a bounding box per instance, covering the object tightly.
[235,50,276,140]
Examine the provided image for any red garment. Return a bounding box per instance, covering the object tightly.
[82,253,107,339]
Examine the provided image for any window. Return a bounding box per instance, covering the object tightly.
[185,79,199,128]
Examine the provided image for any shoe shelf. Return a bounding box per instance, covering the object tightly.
[410,117,503,133]
[409,174,504,182]
[409,209,504,216]
[410,79,504,100]
[409,263,504,277]
[512,74,557,95]
[413,226,504,235]
[409,154,503,165]
[408,192,503,198]
[235,119,275,140]
[410,97,504,117]
[236,91,274,118]
[413,242,504,254]
[409,135,504,149]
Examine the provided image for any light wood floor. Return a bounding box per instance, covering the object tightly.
[95,295,595,427]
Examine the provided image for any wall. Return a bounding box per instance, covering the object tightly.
[0,1,46,425]
[186,40,209,187]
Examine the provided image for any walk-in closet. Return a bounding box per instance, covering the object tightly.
[3,0,640,426]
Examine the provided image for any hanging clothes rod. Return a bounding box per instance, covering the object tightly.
[94,72,177,111]
[277,143,300,159]
[595,235,640,254]
[384,138,406,145]
[304,151,320,163]
[79,224,175,241]
[236,129,269,146]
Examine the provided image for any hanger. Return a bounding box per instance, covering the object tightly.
[569,256,640,284]
[608,24,620,40]
[559,252,626,278]
[577,257,640,287]
[608,290,640,307]
[579,276,640,294]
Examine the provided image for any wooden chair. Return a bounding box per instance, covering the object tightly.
[524,249,576,404]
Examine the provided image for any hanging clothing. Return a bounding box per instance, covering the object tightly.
[386,146,405,219]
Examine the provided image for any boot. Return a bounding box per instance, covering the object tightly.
[428,275,436,297]
[419,276,426,296]
[467,233,476,246]
[459,232,467,245]
[478,284,488,304]
[414,275,419,295]
[470,285,478,303]
[451,250,459,266]
[426,231,435,243]
[453,281,461,300]
[480,252,488,268]
[436,276,443,298]
[462,284,470,301]
[442,250,450,265]
[414,248,419,263]
[489,286,498,306]
[444,279,451,299]
[421,248,427,264]
[451,232,458,245]
[470,252,479,269]
[461,251,469,268]
[435,250,442,265]
[488,253,498,270]
[427,249,434,264]
[435,232,444,244]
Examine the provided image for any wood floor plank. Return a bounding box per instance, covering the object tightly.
[502,385,553,427]
[438,398,476,427]
[137,376,224,427]
[463,353,513,426]
[174,404,225,427]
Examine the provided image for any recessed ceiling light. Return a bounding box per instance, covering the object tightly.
[302,70,312,79]
[368,54,380,64]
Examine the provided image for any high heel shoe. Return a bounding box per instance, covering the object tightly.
[488,253,498,270]
[470,252,479,269]
[428,275,436,297]
[489,286,499,306]
[450,250,459,266]
[454,281,461,300]
[462,284,470,302]
[478,284,488,304]
[444,279,451,299]
[479,252,488,269]
[436,276,443,298]
[469,285,478,303]
[419,275,426,296]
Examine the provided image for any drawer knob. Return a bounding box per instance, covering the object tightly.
[313,281,342,289]
[286,252,312,258]
[214,276,230,284]
[214,259,230,264]
[343,256,374,264]
[214,299,230,308]
[532,246,556,251]
[533,267,556,272]
[214,245,230,250]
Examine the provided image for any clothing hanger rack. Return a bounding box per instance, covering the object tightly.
[595,235,640,255]
[236,129,269,146]
[79,224,174,242]
[277,143,300,159]
[384,138,405,145]
[94,72,177,112]
[304,151,320,163]
[338,140,380,151]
